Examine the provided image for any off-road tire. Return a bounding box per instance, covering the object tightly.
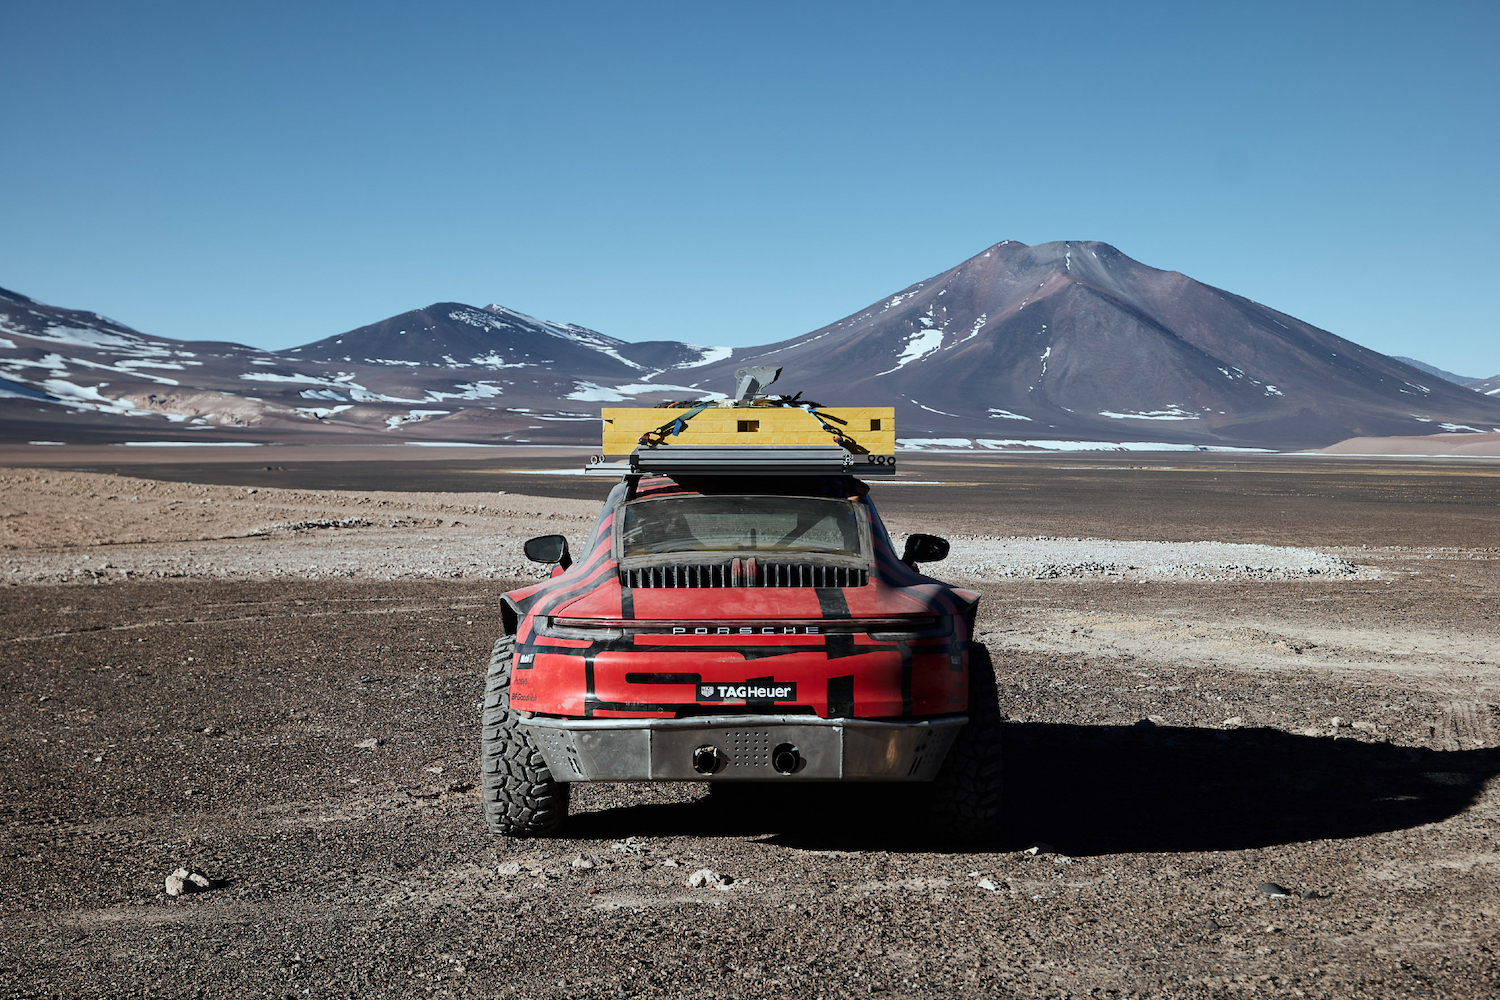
[480,635,569,836]
[929,643,1004,842]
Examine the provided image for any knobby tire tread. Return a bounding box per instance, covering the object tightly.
[479,635,569,836]
[929,643,1005,843]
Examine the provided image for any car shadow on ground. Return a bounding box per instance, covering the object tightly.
[562,723,1500,855]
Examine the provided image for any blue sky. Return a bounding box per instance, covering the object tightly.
[3,1,1497,375]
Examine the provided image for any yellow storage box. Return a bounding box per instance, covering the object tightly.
[601,406,894,459]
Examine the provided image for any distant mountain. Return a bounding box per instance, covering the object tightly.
[673,241,1500,448]
[7,243,1500,448]
[0,287,729,445]
[295,303,636,374]
[1392,357,1481,386]
[1469,373,1500,397]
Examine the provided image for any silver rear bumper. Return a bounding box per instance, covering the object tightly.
[519,714,966,782]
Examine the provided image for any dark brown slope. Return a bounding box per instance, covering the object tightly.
[681,242,1500,448]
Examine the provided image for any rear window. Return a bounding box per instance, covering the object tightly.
[620,496,863,558]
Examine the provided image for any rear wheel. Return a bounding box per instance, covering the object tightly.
[929,644,1004,842]
[479,635,569,836]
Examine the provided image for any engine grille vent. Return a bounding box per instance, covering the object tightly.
[622,560,867,589]
[759,563,868,588]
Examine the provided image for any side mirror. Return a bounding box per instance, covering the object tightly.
[524,534,572,570]
[901,533,949,564]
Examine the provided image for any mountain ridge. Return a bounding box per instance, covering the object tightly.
[5,241,1500,448]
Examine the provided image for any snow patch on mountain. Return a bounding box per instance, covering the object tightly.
[950,314,988,347]
[467,353,537,369]
[566,381,728,402]
[385,409,451,429]
[1098,406,1201,421]
[241,372,337,385]
[876,322,945,376]
[296,405,354,419]
[672,345,733,370]
[424,382,505,402]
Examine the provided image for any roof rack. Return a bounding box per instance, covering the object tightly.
[585,446,897,477]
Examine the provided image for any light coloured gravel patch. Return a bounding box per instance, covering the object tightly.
[0,468,594,585]
[940,535,1374,582]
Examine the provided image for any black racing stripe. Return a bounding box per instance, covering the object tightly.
[826,675,854,719]
[525,555,622,625]
[624,672,701,684]
[620,586,635,620]
[584,653,596,718]
[814,587,850,618]
[815,588,859,659]
[898,641,913,717]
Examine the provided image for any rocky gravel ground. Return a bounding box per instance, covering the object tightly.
[2,458,1498,998]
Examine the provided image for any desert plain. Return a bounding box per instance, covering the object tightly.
[1,446,1497,999]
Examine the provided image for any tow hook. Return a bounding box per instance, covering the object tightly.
[692,745,726,774]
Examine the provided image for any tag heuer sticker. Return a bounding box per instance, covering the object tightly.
[696,680,797,702]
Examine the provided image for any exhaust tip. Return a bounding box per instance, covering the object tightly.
[692,745,725,775]
[772,743,802,774]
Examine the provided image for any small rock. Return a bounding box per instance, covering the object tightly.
[1256,882,1291,897]
[496,862,522,876]
[1052,856,1073,866]
[1221,717,1244,728]
[571,855,596,870]
[611,838,645,854]
[165,867,214,896]
[1023,842,1055,856]
[1329,717,1343,729]
[1300,889,1330,899]
[354,738,382,749]
[687,868,731,888]
[661,858,679,867]
[976,878,1001,892]
[201,726,223,736]
[424,766,445,775]
[1351,721,1378,734]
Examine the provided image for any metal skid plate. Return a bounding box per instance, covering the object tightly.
[520,714,965,782]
